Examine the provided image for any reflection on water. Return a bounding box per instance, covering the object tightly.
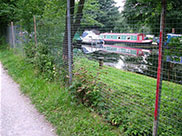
[81,44,154,74]
[103,54,150,74]
[74,43,182,84]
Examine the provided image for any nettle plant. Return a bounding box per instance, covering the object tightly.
[24,42,58,81]
[69,66,128,127]
[34,43,56,80]
[24,41,36,63]
[69,67,105,108]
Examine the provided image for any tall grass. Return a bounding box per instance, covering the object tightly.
[0,46,121,136]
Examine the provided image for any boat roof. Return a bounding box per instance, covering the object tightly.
[167,33,182,37]
[100,33,144,36]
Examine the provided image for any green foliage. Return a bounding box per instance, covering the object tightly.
[165,37,182,59]
[0,36,6,45]
[0,0,17,22]
[0,0,16,36]
[121,0,182,34]
[34,43,56,80]
[78,0,120,32]
[81,0,103,28]
[114,15,131,33]
[74,57,182,136]
[0,0,66,34]
[0,47,119,136]
[37,0,66,36]
[162,37,182,82]
[69,67,104,108]
[24,42,36,62]
[24,42,57,81]
[108,107,127,126]
[15,0,46,32]
[95,0,120,32]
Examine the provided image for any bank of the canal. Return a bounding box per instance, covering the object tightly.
[0,46,121,136]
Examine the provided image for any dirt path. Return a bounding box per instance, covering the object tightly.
[0,63,57,136]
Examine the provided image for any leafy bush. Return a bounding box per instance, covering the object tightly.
[69,67,105,109]
[0,36,6,45]
[24,41,36,63]
[24,42,58,81]
[34,43,56,80]
[165,37,182,57]
[0,47,120,136]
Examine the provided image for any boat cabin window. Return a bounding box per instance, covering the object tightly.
[89,36,92,39]
[118,36,121,39]
[104,35,106,38]
[110,36,113,38]
[122,35,126,40]
[139,36,142,40]
[126,36,131,40]
[139,51,142,54]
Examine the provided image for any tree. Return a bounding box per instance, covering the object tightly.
[164,37,182,82]
[95,0,120,32]
[0,0,18,37]
[80,0,103,30]
[121,0,182,35]
[0,0,48,37]
[75,0,120,33]
[35,0,66,46]
[15,0,46,32]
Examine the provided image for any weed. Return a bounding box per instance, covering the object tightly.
[69,67,105,108]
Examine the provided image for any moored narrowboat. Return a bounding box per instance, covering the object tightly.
[100,33,153,45]
[80,30,104,45]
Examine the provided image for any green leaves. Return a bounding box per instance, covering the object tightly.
[165,37,182,57]
[121,0,182,34]
[69,66,105,108]
[0,47,119,136]
[24,42,58,81]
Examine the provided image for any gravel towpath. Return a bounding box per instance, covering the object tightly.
[0,63,57,136]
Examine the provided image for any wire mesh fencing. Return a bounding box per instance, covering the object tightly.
[158,12,182,135]
[5,0,182,135]
[70,1,182,136]
[6,16,66,81]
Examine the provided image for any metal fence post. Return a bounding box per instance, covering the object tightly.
[67,0,72,85]
[11,22,16,49]
[153,0,166,135]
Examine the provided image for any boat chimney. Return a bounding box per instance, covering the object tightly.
[172,28,175,33]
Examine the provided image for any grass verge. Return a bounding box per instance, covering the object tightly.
[73,56,182,136]
[0,46,121,136]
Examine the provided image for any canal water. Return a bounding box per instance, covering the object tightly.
[78,43,158,74]
[74,43,182,84]
[90,50,153,74]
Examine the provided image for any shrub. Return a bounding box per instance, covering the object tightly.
[24,41,36,63]
[24,42,58,81]
[69,67,105,109]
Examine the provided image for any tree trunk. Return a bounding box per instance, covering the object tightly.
[71,0,85,38]
[62,0,75,64]
[62,0,85,65]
